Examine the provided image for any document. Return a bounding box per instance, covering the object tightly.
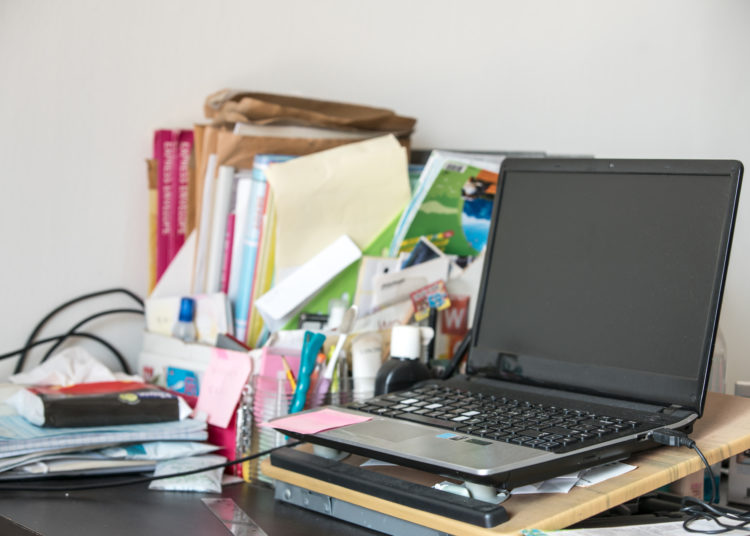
[265,134,411,278]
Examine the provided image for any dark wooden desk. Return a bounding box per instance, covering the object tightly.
[0,479,379,536]
[3,392,748,536]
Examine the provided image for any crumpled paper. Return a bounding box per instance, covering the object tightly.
[8,347,142,386]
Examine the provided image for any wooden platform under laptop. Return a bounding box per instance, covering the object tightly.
[262,392,750,535]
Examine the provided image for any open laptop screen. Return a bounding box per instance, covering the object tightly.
[468,159,742,413]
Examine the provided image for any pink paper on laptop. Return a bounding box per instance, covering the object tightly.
[263,408,371,435]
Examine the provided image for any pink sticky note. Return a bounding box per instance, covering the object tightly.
[263,409,372,435]
[195,349,252,428]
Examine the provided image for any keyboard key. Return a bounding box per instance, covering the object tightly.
[368,399,396,408]
[544,426,575,436]
[517,429,548,438]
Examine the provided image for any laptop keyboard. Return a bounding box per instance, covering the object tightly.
[346,385,647,453]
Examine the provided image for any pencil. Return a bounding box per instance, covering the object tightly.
[281,355,297,391]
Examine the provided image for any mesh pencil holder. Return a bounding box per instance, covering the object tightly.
[238,373,375,483]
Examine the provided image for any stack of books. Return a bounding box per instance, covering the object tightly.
[0,394,207,480]
[147,91,417,348]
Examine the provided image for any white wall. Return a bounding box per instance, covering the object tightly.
[1,0,748,389]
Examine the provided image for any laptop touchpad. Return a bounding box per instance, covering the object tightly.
[338,420,427,443]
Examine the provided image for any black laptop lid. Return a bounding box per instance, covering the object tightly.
[468,159,742,414]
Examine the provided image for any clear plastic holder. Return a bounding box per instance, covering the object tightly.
[238,362,375,483]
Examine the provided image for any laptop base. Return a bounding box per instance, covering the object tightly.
[269,447,509,528]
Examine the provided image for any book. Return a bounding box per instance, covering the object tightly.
[189,124,208,234]
[204,165,236,293]
[153,130,179,280]
[220,212,235,294]
[234,155,295,341]
[390,154,503,257]
[192,153,217,294]
[146,158,159,293]
[226,175,254,305]
[175,130,194,254]
[246,189,277,347]
[9,382,190,428]
[192,126,221,266]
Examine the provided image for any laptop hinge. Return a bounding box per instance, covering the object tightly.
[660,404,683,415]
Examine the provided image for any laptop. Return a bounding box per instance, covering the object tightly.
[274,158,743,491]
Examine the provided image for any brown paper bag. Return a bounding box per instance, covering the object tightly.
[214,129,369,172]
[204,90,416,137]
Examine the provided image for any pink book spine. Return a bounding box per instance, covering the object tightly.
[220,212,236,295]
[175,130,194,255]
[153,130,177,281]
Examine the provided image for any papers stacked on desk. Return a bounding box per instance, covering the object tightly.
[0,411,207,479]
[0,414,207,459]
[0,392,207,480]
[0,352,211,481]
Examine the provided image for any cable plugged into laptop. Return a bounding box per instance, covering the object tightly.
[649,428,716,506]
[649,428,695,448]
[648,427,750,533]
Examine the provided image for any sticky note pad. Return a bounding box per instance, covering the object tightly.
[263,409,371,435]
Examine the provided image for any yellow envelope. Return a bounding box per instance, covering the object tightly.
[265,134,411,277]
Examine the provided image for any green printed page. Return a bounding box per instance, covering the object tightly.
[402,162,498,257]
[284,211,402,328]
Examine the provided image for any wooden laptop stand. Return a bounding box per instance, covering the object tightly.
[262,392,750,535]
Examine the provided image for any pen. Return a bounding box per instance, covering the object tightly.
[313,306,357,403]
[289,331,326,414]
[281,355,297,391]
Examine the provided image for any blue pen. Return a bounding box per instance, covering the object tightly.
[289,331,326,414]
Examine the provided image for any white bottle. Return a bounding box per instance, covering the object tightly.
[351,332,384,398]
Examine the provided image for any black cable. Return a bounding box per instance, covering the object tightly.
[15,288,145,374]
[647,429,750,533]
[0,442,303,492]
[681,496,750,533]
[650,428,717,504]
[40,308,144,365]
[0,332,129,372]
[691,443,718,508]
